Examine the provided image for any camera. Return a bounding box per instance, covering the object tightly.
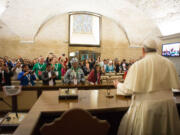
[29,70,34,74]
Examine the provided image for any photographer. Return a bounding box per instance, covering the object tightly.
[18,64,36,86]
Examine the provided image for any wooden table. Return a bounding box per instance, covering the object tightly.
[13,89,131,135]
[13,90,180,135]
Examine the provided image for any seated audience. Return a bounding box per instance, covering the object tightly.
[88,64,101,84]
[64,58,85,85]
[41,64,56,86]
[18,64,36,86]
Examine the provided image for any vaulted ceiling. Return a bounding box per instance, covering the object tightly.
[0,0,179,46]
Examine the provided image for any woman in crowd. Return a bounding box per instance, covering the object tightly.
[59,54,68,76]
[88,64,101,85]
[51,57,62,80]
[108,60,114,72]
[114,59,120,73]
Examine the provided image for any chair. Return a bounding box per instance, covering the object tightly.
[40,108,110,135]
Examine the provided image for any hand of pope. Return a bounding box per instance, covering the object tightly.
[113,79,119,88]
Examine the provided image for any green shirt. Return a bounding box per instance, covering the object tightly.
[52,63,62,80]
[32,63,46,79]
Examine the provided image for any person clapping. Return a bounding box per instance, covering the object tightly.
[41,64,56,86]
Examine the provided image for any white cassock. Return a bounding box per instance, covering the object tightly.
[117,52,180,135]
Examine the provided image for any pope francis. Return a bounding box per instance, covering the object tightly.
[114,39,180,135]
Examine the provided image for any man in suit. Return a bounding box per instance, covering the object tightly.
[41,64,56,86]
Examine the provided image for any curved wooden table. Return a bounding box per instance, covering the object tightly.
[13,89,180,135]
[13,89,131,135]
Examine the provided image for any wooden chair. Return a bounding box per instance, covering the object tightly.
[40,108,110,135]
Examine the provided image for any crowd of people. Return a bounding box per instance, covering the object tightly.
[0,53,138,87]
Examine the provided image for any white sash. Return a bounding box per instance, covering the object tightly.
[48,72,54,86]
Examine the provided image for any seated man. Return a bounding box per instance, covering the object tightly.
[64,58,85,85]
[18,64,36,86]
[41,64,56,86]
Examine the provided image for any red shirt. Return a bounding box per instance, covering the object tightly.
[88,69,101,84]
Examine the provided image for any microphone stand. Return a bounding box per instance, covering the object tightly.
[0,97,19,118]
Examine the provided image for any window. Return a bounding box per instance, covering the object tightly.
[69,12,101,46]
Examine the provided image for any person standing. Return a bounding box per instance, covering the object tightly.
[41,64,56,86]
[32,57,46,80]
[88,64,101,85]
[51,57,62,80]
[0,64,13,86]
[18,64,36,86]
[114,39,180,135]
[64,58,85,85]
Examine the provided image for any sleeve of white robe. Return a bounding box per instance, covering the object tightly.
[117,82,133,95]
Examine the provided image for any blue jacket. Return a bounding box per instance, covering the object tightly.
[18,71,36,86]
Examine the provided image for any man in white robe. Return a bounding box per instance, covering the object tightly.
[114,39,180,135]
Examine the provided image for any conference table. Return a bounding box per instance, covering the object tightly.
[13,89,131,135]
[13,89,180,135]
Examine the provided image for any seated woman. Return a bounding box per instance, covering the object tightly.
[64,58,85,85]
[88,64,101,85]
[18,64,36,86]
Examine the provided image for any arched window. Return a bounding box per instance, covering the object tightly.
[69,12,101,46]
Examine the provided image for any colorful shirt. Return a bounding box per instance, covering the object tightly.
[52,63,62,80]
[32,63,46,79]
[64,67,85,84]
